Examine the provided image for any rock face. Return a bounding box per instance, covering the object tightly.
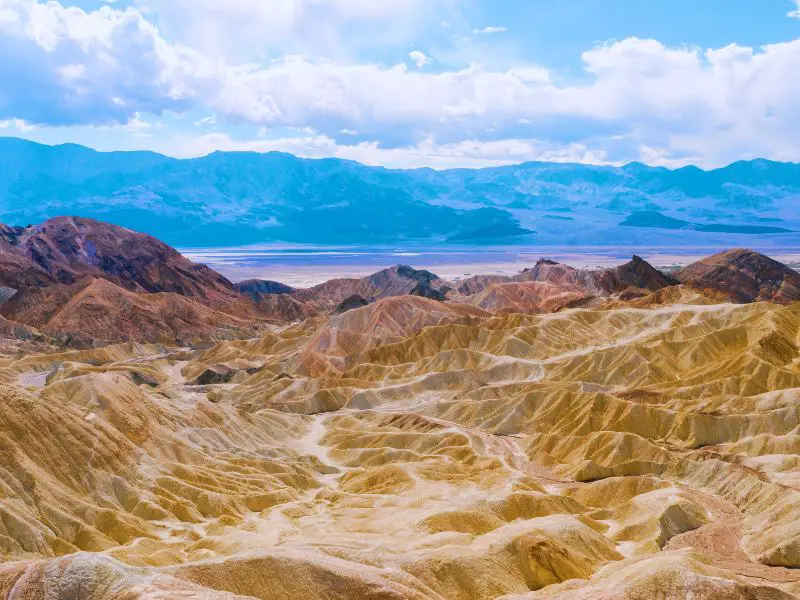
[1,274,800,598]
[0,217,271,345]
[468,281,589,314]
[455,256,676,313]
[676,248,800,304]
[293,265,451,310]
[410,280,448,301]
[1,277,262,345]
[456,274,510,296]
[334,294,370,314]
[5,216,238,300]
[253,292,316,322]
[591,254,678,294]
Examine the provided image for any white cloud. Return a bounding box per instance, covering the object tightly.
[408,50,432,68]
[0,118,37,131]
[209,57,559,136]
[122,113,152,132]
[789,1,800,18]
[472,26,506,34]
[136,0,458,59]
[161,131,613,169]
[637,145,700,169]
[0,0,215,125]
[201,37,800,166]
[3,2,800,168]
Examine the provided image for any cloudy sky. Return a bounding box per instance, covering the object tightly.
[1,0,799,168]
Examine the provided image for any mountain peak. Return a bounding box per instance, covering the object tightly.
[677,248,800,303]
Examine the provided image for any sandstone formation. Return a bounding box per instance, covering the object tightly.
[0,219,797,599]
[292,265,451,310]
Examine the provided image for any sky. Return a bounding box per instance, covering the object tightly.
[0,0,799,169]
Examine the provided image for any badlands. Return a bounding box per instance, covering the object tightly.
[0,218,799,598]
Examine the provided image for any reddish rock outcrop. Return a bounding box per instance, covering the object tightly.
[676,249,800,304]
[11,216,238,301]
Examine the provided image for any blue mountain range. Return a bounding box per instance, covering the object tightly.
[1,137,797,248]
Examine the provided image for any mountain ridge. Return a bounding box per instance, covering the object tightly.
[6,137,800,174]
[0,215,792,347]
[1,137,798,247]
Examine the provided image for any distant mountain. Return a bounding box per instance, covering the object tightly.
[292,264,452,310]
[0,137,798,247]
[234,279,296,300]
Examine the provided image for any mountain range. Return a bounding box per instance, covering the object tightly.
[0,216,796,350]
[1,137,798,247]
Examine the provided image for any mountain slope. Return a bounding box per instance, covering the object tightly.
[235,279,296,300]
[0,217,272,344]
[292,265,451,310]
[457,256,676,298]
[2,277,263,345]
[1,138,798,246]
[8,216,238,301]
[676,249,800,303]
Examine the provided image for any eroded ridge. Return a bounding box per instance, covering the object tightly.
[0,290,797,600]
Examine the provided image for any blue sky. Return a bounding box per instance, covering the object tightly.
[1,0,799,168]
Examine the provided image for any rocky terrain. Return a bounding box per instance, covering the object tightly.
[0,219,798,599]
[676,248,800,304]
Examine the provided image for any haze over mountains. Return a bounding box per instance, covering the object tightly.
[0,218,799,598]
[1,138,798,247]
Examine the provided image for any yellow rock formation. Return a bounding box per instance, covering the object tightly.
[1,295,799,598]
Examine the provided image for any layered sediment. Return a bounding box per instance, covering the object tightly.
[0,223,797,599]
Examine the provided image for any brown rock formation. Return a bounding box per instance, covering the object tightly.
[676,248,800,304]
[0,243,799,599]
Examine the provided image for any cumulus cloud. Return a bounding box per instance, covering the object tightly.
[408,50,432,68]
[162,131,611,169]
[209,57,557,138]
[197,38,800,166]
[3,1,800,167]
[0,0,214,125]
[136,0,457,59]
[574,38,800,163]
[789,1,800,18]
